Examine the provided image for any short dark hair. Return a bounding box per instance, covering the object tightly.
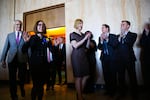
[34,20,46,34]
[122,20,131,26]
[85,30,93,39]
[102,24,110,32]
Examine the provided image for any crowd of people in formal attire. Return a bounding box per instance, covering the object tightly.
[70,19,150,100]
[0,19,150,100]
[0,20,66,100]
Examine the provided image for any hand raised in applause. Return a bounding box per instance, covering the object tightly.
[54,38,59,46]
[100,33,108,41]
[22,31,31,42]
[85,32,91,40]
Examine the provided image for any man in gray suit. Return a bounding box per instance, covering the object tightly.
[0,20,28,100]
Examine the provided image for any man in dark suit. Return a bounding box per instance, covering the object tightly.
[117,20,138,97]
[46,38,56,91]
[59,37,67,84]
[56,37,66,85]
[0,20,28,100]
[98,24,118,96]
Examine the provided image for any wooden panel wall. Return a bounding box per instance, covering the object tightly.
[23,4,65,32]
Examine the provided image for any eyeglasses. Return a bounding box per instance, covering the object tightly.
[38,24,44,26]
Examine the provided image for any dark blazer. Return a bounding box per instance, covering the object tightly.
[53,43,66,64]
[98,33,118,61]
[1,32,28,63]
[87,39,97,66]
[47,40,54,62]
[61,43,66,62]
[117,31,137,62]
[139,30,150,60]
[22,35,48,65]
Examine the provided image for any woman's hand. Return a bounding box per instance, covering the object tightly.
[85,32,91,40]
[22,31,31,42]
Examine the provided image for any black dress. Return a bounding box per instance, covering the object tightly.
[70,32,89,77]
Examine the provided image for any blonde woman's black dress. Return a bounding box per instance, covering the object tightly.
[70,32,90,77]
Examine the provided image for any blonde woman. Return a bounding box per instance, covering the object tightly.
[70,19,91,100]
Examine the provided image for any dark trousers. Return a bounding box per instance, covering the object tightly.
[141,59,150,90]
[117,61,138,95]
[101,56,117,94]
[63,62,67,83]
[31,80,45,100]
[8,59,27,99]
[84,57,96,93]
[56,63,62,84]
[30,64,48,100]
[46,62,56,88]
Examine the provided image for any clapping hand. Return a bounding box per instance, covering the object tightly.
[101,33,108,41]
[54,38,59,46]
[85,32,91,40]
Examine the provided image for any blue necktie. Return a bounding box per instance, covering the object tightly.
[120,37,124,44]
[103,40,109,55]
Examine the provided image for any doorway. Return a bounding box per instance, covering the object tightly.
[23,4,66,85]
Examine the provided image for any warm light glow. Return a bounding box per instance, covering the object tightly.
[28,26,66,38]
[47,26,66,37]
[29,31,35,35]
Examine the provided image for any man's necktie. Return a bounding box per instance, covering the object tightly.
[120,37,124,44]
[16,32,20,44]
[103,40,109,55]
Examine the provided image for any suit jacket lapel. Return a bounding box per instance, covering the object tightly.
[12,32,18,46]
